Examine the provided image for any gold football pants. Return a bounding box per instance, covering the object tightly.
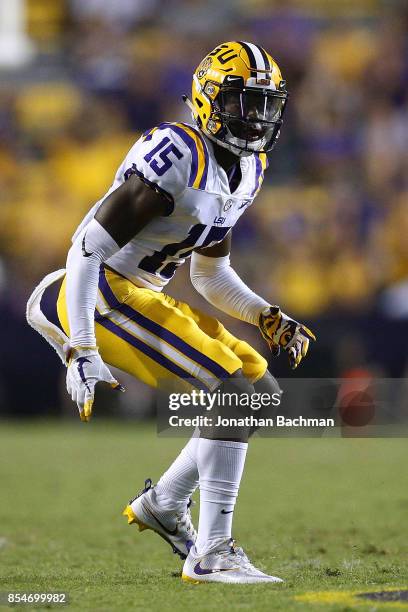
[41,266,267,392]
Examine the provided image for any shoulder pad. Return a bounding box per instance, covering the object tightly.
[143,122,210,191]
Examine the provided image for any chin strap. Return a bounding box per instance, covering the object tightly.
[182,94,195,115]
[205,129,253,158]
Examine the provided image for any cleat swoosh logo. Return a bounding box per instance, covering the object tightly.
[141,501,178,536]
[221,509,233,514]
[194,561,239,575]
[82,233,93,257]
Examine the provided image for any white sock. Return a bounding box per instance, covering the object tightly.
[154,434,199,512]
[195,438,248,555]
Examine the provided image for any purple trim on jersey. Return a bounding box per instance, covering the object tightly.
[158,123,209,191]
[94,311,210,392]
[180,122,209,190]
[98,268,231,381]
[159,123,198,188]
[250,154,263,197]
[142,127,154,142]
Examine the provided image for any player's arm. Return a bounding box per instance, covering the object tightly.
[94,174,170,246]
[191,233,315,369]
[65,175,169,420]
[67,174,168,349]
[192,232,269,326]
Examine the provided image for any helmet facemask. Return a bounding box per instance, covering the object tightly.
[188,41,288,157]
[210,85,288,156]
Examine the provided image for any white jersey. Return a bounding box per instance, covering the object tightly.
[73,122,268,291]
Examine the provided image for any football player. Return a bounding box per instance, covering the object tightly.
[27,41,315,584]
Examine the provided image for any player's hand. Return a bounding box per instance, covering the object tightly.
[64,345,125,422]
[258,306,316,369]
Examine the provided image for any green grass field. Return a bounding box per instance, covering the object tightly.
[0,421,407,611]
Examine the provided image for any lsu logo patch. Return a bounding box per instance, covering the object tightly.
[197,57,213,80]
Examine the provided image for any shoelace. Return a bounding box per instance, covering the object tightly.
[129,478,152,505]
[235,547,258,571]
[215,542,257,572]
[131,479,197,539]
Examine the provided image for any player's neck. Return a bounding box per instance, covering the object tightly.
[212,143,240,173]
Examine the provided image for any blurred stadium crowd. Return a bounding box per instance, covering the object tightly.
[1,0,408,415]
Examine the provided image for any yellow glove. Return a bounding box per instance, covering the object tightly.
[259,306,316,369]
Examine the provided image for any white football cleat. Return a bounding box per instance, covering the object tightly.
[123,479,196,560]
[182,539,284,584]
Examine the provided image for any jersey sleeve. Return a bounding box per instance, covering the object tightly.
[120,123,206,216]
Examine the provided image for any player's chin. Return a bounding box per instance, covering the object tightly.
[234,131,264,145]
[246,130,264,143]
